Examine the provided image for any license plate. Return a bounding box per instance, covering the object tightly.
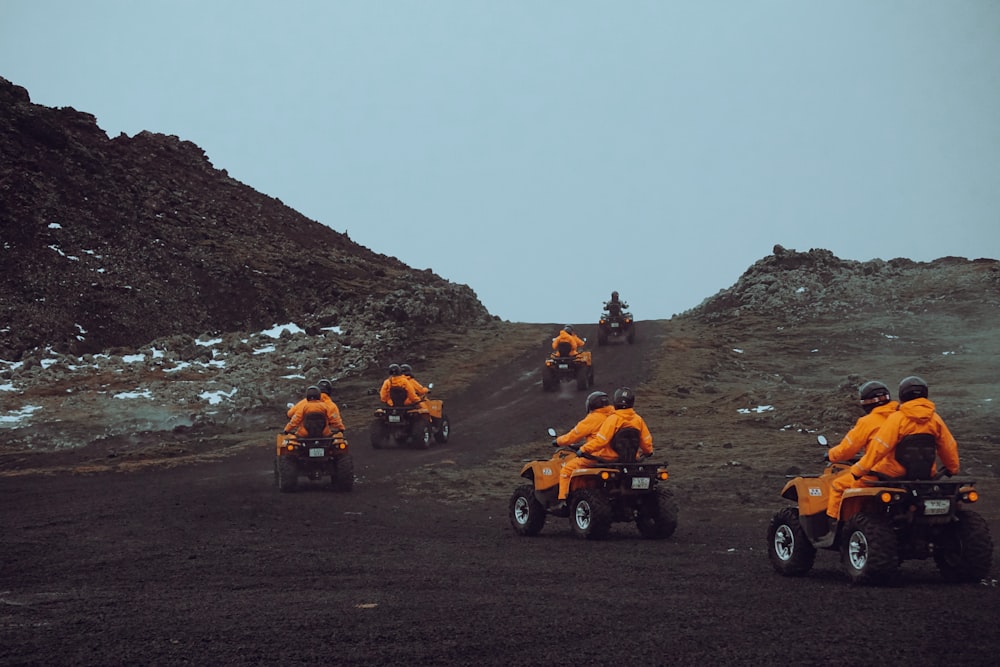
[388,415,401,423]
[558,364,569,370]
[631,477,651,490]
[309,448,325,458]
[611,322,620,328]
[924,499,950,515]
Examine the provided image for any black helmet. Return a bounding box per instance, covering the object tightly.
[613,387,635,409]
[585,391,610,413]
[899,376,929,402]
[612,291,619,300]
[400,363,413,376]
[858,380,890,412]
[389,363,401,376]
[318,379,333,396]
[306,385,321,401]
[564,324,574,334]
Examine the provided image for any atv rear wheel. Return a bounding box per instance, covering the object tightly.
[275,457,298,493]
[934,510,993,582]
[411,422,432,449]
[331,454,354,492]
[626,327,635,344]
[575,365,589,391]
[569,489,612,540]
[369,418,387,449]
[509,484,547,536]
[635,487,679,539]
[433,415,450,443]
[598,329,608,346]
[841,512,898,585]
[767,507,816,576]
[542,368,558,392]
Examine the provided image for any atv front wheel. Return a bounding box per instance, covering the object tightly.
[636,487,679,539]
[331,454,354,492]
[275,457,298,493]
[934,510,993,582]
[509,484,546,536]
[841,512,898,585]
[569,489,612,540]
[767,507,816,576]
[433,415,451,444]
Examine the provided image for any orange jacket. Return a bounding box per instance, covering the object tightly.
[320,394,346,432]
[379,375,421,405]
[852,398,960,478]
[555,405,615,446]
[284,398,342,437]
[552,330,585,356]
[582,408,653,461]
[406,376,430,396]
[827,401,898,463]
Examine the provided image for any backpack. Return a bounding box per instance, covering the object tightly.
[611,426,642,462]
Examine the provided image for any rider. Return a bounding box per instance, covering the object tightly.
[555,387,653,504]
[851,376,960,481]
[283,385,343,437]
[379,363,421,406]
[603,291,629,317]
[825,380,899,525]
[400,363,429,396]
[553,391,616,447]
[552,325,586,356]
[316,378,346,433]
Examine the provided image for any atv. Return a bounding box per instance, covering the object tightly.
[509,428,678,540]
[274,413,353,493]
[597,311,635,346]
[370,384,450,449]
[542,340,594,392]
[767,435,993,585]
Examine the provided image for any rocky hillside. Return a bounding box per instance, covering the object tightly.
[0,76,490,361]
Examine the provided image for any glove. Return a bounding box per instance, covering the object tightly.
[575,448,584,457]
[551,440,559,447]
[282,430,291,436]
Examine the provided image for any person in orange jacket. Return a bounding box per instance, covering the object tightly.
[554,391,616,448]
[825,381,899,523]
[284,386,343,437]
[552,325,585,356]
[835,376,960,520]
[556,387,653,503]
[316,378,346,432]
[401,363,429,395]
[379,364,421,406]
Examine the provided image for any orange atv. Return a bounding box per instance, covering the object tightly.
[542,340,593,392]
[508,428,678,540]
[274,412,353,492]
[370,384,450,449]
[767,435,993,585]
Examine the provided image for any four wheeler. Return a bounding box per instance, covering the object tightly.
[542,340,594,392]
[274,412,353,493]
[509,428,678,540]
[597,311,635,346]
[370,384,450,449]
[767,435,993,585]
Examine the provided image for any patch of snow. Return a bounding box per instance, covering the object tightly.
[122,354,145,363]
[322,326,343,334]
[0,382,17,392]
[196,337,223,347]
[732,348,744,354]
[113,389,153,400]
[253,345,277,355]
[0,405,43,423]
[48,222,62,229]
[738,405,775,414]
[261,323,304,338]
[200,388,237,405]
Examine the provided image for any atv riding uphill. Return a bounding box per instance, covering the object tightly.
[509,428,678,540]
[542,340,594,392]
[597,311,635,346]
[274,412,353,493]
[370,385,450,449]
[767,435,993,585]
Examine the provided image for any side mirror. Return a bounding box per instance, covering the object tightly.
[427,382,434,390]
[817,435,828,446]
[547,427,557,437]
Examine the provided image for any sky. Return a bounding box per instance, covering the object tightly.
[2,1,999,324]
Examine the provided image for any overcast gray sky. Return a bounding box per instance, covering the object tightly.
[3,1,998,324]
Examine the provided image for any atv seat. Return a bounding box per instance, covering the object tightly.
[555,341,573,357]
[894,433,938,480]
[611,427,642,462]
[303,411,328,438]
[388,386,410,407]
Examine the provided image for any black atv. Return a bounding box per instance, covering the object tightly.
[767,435,993,585]
[597,310,635,346]
[273,412,353,493]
